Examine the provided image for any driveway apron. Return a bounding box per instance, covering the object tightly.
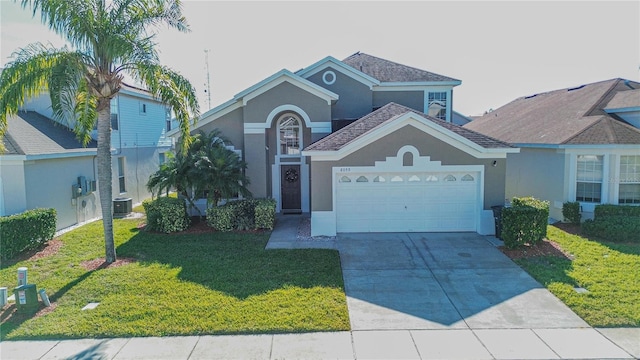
[337,232,588,331]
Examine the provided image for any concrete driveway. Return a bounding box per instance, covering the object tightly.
[338,232,589,331]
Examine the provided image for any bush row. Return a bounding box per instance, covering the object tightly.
[143,197,191,233]
[562,201,581,224]
[1,208,57,261]
[206,198,276,232]
[583,204,640,242]
[501,197,549,249]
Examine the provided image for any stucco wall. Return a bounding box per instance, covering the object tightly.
[505,148,565,220]
[113,147,168,206]
[23,156,100,230]
[0,160,27,216]
[373,91,424,112]
[243,81,331,124]
[306,67,373,120]
[310,124,506,211]
[244,133,268,198]
[196,107,245,151]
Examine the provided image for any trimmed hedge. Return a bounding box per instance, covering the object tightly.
[255,199,276,230]
[206,198,276,232]
[562,201,581,224]
[0,208,57,261]
[583,204,640,242]
[143,197,190,233]
[594,204,640,218]
[501,197,549,249]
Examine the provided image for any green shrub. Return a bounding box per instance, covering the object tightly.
[0,208,57,261]
[562,201,581,224]
[594,204,640,219]
[143,197,190,233]
[206,198,275,232]
[255,199,276,230]
[582,204,640,242]
[206,205,236,232]
[501,197,549,249]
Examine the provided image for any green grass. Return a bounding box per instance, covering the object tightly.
[0,219,349,339]
[515,225,640,327]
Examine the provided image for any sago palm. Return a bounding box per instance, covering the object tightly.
[0,0,199,263]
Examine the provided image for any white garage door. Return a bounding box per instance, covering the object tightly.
[336,171,479,232]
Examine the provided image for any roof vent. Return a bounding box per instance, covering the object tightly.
[567,85,586,92]
[524,94,538,99]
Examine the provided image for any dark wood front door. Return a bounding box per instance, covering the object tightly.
[281,164,301,213]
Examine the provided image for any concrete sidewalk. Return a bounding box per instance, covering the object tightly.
[1,328,638,359]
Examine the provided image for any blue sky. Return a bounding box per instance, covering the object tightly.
[2,1,638,116]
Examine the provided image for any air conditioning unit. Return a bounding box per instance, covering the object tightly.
[113,197,132,217]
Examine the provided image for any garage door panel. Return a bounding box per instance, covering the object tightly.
[336,170,479,233]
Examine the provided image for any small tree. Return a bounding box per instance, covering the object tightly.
[147,129,251,213]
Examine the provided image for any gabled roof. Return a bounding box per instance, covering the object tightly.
[342,52,461,84]
[465,78,640,145]
[3,111,96,156]
[295,56,380,89]
[304,103,514,157]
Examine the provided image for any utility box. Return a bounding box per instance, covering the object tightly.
[113,197,133,217]
[14,284,39,314]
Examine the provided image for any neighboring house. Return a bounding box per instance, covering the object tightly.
[173,52,517,236]
[0,84,173,231]
[465,78,640,221]
[451,110,474,126]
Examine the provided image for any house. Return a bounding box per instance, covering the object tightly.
[0,84,173,231]
[465,78,640,221]
[174,52,518,236]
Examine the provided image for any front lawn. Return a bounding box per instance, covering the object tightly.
[0,219,349,339]
[514,225,640,327]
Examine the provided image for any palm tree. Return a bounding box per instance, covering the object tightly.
[0,0,199,263]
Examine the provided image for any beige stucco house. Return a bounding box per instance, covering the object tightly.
[465,78,640,221]
[176,52,518,236]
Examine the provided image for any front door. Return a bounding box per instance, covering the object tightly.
[281,164,301,213]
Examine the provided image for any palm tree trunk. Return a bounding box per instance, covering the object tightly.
[97,99,116,263]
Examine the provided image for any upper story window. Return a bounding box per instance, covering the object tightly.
[427,92,447,120]
[117,157,126,194]
[110,97,119,130]
[278,114,301,156]
[619,155,640,204]
[576,155,603,203]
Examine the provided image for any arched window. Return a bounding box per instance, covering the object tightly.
[462,174,474,182]
[339,176,351,183]
[278,114,301,155]
[356,176,369,183]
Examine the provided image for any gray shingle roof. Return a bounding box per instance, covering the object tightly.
[305,103,513,152]
[606,88,640,109]
[342,52,460,83]
[465,78,640,145]
[4,111,96,155]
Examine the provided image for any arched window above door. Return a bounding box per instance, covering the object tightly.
[278,113,302,156]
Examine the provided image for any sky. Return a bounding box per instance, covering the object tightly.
[1,1,639,116]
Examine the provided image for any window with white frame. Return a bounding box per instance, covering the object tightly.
[576,155,603,203]
[118,157,126,193]
[619,155,640,204]
[427,92,447,120]
[278,114,301,155]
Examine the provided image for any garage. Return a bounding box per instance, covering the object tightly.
[336,170,480,232]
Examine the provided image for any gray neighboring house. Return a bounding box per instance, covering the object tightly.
[465,78,640,221]
[173,52,518,236]
[0,84,173,231]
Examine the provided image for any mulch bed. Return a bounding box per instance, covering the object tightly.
[499,222,577,261]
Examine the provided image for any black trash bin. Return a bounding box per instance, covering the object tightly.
[491,205,504,240]
[14,284,39,314]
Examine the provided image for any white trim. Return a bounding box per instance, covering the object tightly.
[303,112,518,161]
[604,106,640,113]
[378,81,461,88]
[310,122,332,133]
[267,104,312,128]
[271,157,310,213]
[296,56,380,88]
[237,70,338,106]
[311,211,336,237]
[322,71,336,85]
[478,210,496,236]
